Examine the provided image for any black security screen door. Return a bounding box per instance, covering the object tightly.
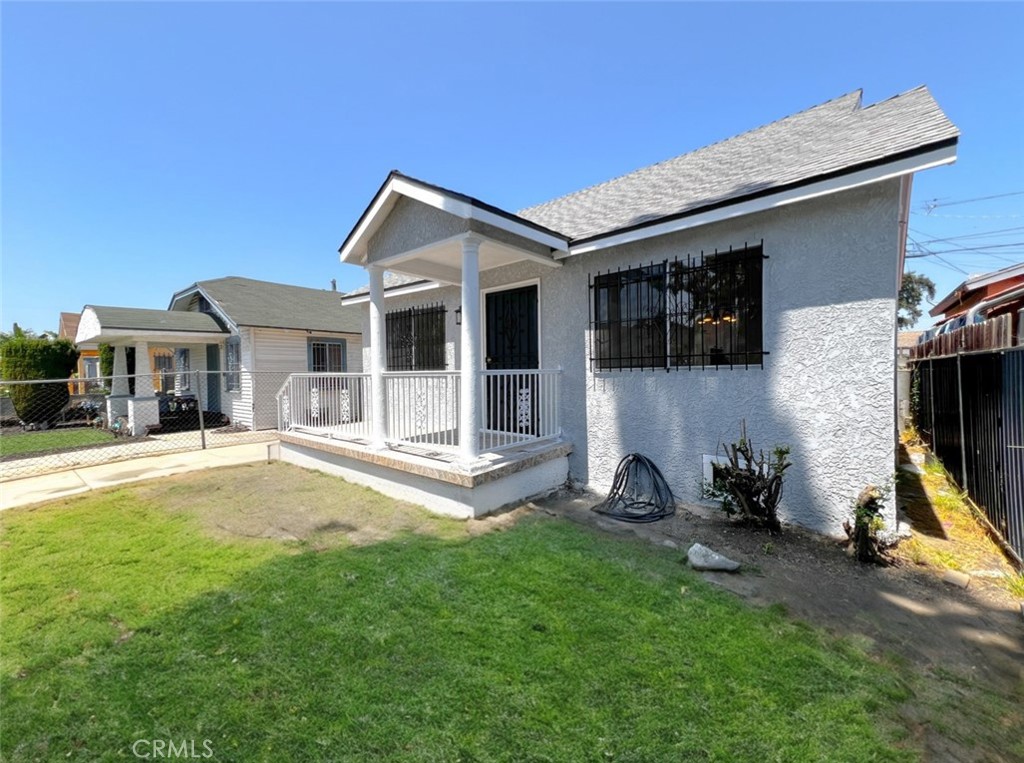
[485,285,539,435]
[485,285,539,370]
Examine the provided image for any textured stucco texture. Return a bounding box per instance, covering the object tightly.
[358,180,901,536]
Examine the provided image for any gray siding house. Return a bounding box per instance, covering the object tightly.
[277,86,959,534]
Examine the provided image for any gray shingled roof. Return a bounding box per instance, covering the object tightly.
[88,306,228,334]
[185,276,362,333]
[343,271,429,298]
[516,86,958,242]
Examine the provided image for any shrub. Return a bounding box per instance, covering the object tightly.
[843,485,892,566]
[99,344,136,394]
[0,336,80,425]
[705,421,791,533]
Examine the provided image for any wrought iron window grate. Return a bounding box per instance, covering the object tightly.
[589,242,767,371]
[386,303,447,371]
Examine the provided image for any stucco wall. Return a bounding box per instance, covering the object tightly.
[554,180,901,535]
[367,197,470,263]
[356,180,901,536]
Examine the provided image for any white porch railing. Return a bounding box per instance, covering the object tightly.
[480,369,562,452]
[276,373,372,439]
[277,369,562,456]
[384,371,461,451]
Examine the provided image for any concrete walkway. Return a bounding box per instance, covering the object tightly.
[0,441,278,511]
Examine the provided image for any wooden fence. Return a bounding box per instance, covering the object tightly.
[910,312,1020,360]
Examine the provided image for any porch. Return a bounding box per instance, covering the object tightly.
[75,306,229,436]
[274,369,569,518]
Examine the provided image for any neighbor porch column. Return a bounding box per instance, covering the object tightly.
[127,340,160,436]
[459,235,483,462]
[106,345,131,422]
[110,345,129,396]
[133,341,154,398]
[368,264,388,449]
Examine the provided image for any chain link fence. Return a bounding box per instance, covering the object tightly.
[0,370,290,481]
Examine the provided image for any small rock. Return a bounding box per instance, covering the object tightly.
[968,569,1006,579]
[687,543,741,572]
[898,463,924,475]
[661,539,679,549]
[910,452,926,466]
[941,569,971,589]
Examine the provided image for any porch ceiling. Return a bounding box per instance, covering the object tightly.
[379,234,561,286]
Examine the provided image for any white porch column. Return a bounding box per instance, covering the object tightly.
[110,346,129,396]
[133,341,154,397]
[107,345,130,421]
[368,265,388,449]
[460,235,483,462]
[127,340,160,436]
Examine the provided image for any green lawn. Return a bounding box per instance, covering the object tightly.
[0,427,113,458]
[1,466,916,762]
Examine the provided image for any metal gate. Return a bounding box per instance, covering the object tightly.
[913,347,1024,561]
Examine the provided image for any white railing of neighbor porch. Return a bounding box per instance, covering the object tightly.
[276,373,372,439]
[277,369,562,455]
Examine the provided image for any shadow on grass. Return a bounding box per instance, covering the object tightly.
[2,516,917,763]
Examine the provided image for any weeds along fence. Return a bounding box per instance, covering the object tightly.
[911,345,1024,563]
[0,370,289,481]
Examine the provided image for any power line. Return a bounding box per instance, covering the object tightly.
[911,212,1022,220]
[906,236,969,274]
[919,242,1024,256]
[912,225,1024,245]
[921,190,1024,214]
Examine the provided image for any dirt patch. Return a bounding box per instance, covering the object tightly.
[531,488,1024,762]
[132,462,526,549]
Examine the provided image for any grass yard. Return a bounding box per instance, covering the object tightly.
[1,464,917,762]
[0,427,113,458]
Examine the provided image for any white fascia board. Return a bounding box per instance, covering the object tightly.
[339,177,569,265]
[966,262,1024,291]
[166,285,239,332]
[340,281,441,305]
[466,206,569,252]
[563,145,958,257]
[77,328,229,345]
[339,177,401,264]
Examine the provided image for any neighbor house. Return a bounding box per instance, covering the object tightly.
[928,261,1024,333]
[58,311,102,392]
[276,86,959,535]
[76,277,362,435]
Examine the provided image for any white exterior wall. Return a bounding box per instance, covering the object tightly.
[356,181,901,535]
[214,327,253,429]
[251,327,362,430]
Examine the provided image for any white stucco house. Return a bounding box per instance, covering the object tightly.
[276,86,959,534]
[76,277,362,435]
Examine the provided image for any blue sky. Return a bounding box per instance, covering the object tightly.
[3,2,1022,334]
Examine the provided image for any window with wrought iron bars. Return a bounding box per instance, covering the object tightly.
[385,303,447,371]
[590,242,767,371]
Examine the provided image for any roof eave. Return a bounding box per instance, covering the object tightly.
[338,172,570,266]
